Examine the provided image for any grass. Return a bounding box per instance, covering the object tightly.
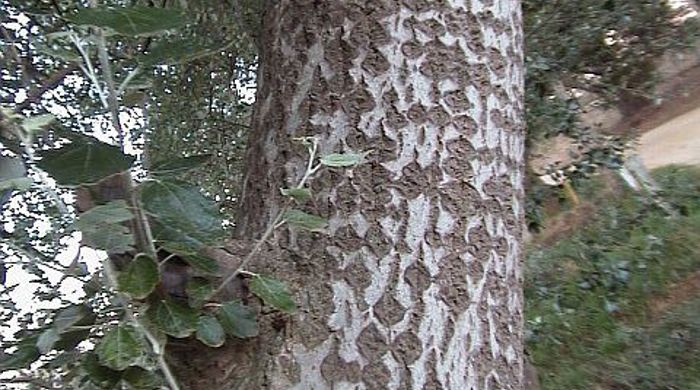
[526,165,700,389]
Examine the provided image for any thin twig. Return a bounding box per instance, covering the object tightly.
[116,66,141,97]
[70,34,108,109]
[94,30,125,150]
[210,211,285,298]
[210,137,321,298]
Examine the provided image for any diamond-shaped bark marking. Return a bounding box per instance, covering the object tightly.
[349,212,370,238]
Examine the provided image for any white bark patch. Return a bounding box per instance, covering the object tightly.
[349,211,370,238]
[363,248,395,306]
[328,281,369,367]
[310,109,351,154]
[416,123,440,168]
[436,200,456,239]
[383,351,403,390]
[405,194,430,251]
[381,123,419,178]
[289,339,333,390]
[422,242,446,277]
[411,283,450,389]
[286,41,324,135]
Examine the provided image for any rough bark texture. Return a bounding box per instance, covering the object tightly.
[180,1,525,389]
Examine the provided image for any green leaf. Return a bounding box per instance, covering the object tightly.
[140,179,225,250]
[0,177,31,192]
[118,255,159,299]
[21,114,55,133]
[122,367,163,389]
[283,209,327,231]
[37,328,60,354]
[37,140,134,186]
[66,6,187,37]
[82,353,121,388]
[280,187,312,203]
[147,299,197,338]
[82,223,134,253]
[53,304,94,333]
[160,242,197,256]
[182,254,220,276]
[250,275,297,314]
[150,155,211,176]
[139,314,168,353]
[0,339,40,370]
[158,244,223,287]
[196,316,225,348]
[140,38,226,66]
[319,152,367,167]
[218,301,258,339]
[53,327,92,351]
[0,155,31,191]
[96,325,143,371]
[186,278,214,308]
[75,200,134,231]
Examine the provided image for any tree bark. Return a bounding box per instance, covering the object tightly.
[177,1,525,388]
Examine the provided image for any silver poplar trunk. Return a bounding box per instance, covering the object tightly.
[184,1,525,389]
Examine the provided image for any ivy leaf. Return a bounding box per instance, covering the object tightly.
[147,299,197,338]
[36,328,60,354]
[186,278,214,308]
[150,155,211,176]
[53,305,94,333]
[280,187,312,203]
[320,152,367,167]
[218,301,258,339]
[0,339,40,371]
[75,200,133,230]
[196,316,225,348]
[66,6,187,37]
[141,179,225,250]
[118,255,159,299]
[37,140,134,186]
[250,275,297,314]
[283,209,327,231]
[96,325,143,371]
[82,223,134,253]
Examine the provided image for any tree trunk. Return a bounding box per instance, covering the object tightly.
[177,1,525,388]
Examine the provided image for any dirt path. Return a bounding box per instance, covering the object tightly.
[636,105,700,168]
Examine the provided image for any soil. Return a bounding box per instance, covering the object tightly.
[649,270,700,320]
[620,63,700,168]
